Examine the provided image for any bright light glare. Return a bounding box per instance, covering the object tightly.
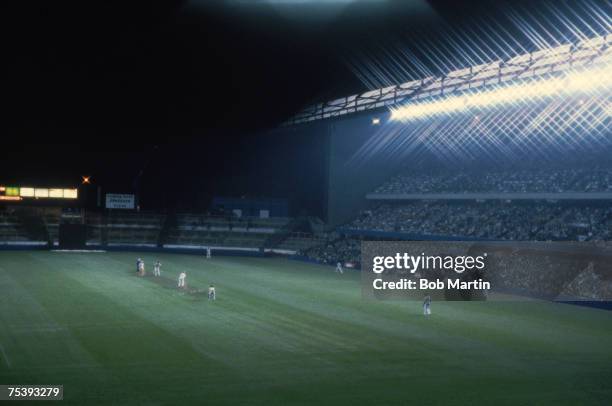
[391,64,612,122]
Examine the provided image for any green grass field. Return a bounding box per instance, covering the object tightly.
[1,251,611,405]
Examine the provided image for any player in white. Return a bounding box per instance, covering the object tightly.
[178,271,187,288]
[206,247,211,259]
[423,295,432,316]
[335,261,344,274]
[136,258,143,273]
[208,284,216,301]
[153,260,161,277]
[138,260,145,276]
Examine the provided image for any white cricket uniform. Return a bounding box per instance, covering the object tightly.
[206,247,211,259]
[336,262,344,274]
[423,297,431,315]
[208,286,216,301]
[154,263,161,276]
[178,272,186,288]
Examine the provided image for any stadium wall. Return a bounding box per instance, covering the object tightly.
[250,109,444,225]
[325,111,407,226]
[262,122,331,219]
[279,110,405,226]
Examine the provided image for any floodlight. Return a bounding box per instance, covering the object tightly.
[391,64,611,122]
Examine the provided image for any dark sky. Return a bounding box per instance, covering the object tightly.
[1,0,608,211]
[6,0,605,130]
[2,0,434,130]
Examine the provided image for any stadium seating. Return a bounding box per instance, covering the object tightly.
[105,212,165,246]
[300,236,361,266]
[345,202,612,241]
[372,166,612,195]
[275,232,327,252]
[165,214,291,249]
[0,212,30,243]
[42,211,61,245]
[296,165,612,269]
[0,211,292,250]
[85,212,104,245]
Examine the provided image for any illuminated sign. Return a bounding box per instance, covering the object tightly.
[6,187,20,196]
[35,188,49,198]
[63,189,78,199]
[106,193,135,209]
[20,187,34,197]
[0,185,78,200]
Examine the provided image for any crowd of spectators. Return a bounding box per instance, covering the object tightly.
[299,236,362,267]
[300,236,612,301]
[373,166,612,195]
[485,250,612,301]
[299,163,612,299]
[486,249,581,299]
[560,262,612,300]
[346,202,612,241]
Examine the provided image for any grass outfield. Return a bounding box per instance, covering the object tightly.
[1,251,611,405]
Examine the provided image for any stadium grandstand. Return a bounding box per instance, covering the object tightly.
[1,24,611,269]
[1,1,611,404]
[0,207,326,255]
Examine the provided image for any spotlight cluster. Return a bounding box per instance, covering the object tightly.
[391,65,612,122]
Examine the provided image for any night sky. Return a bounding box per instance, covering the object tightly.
[2,0,609,212]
